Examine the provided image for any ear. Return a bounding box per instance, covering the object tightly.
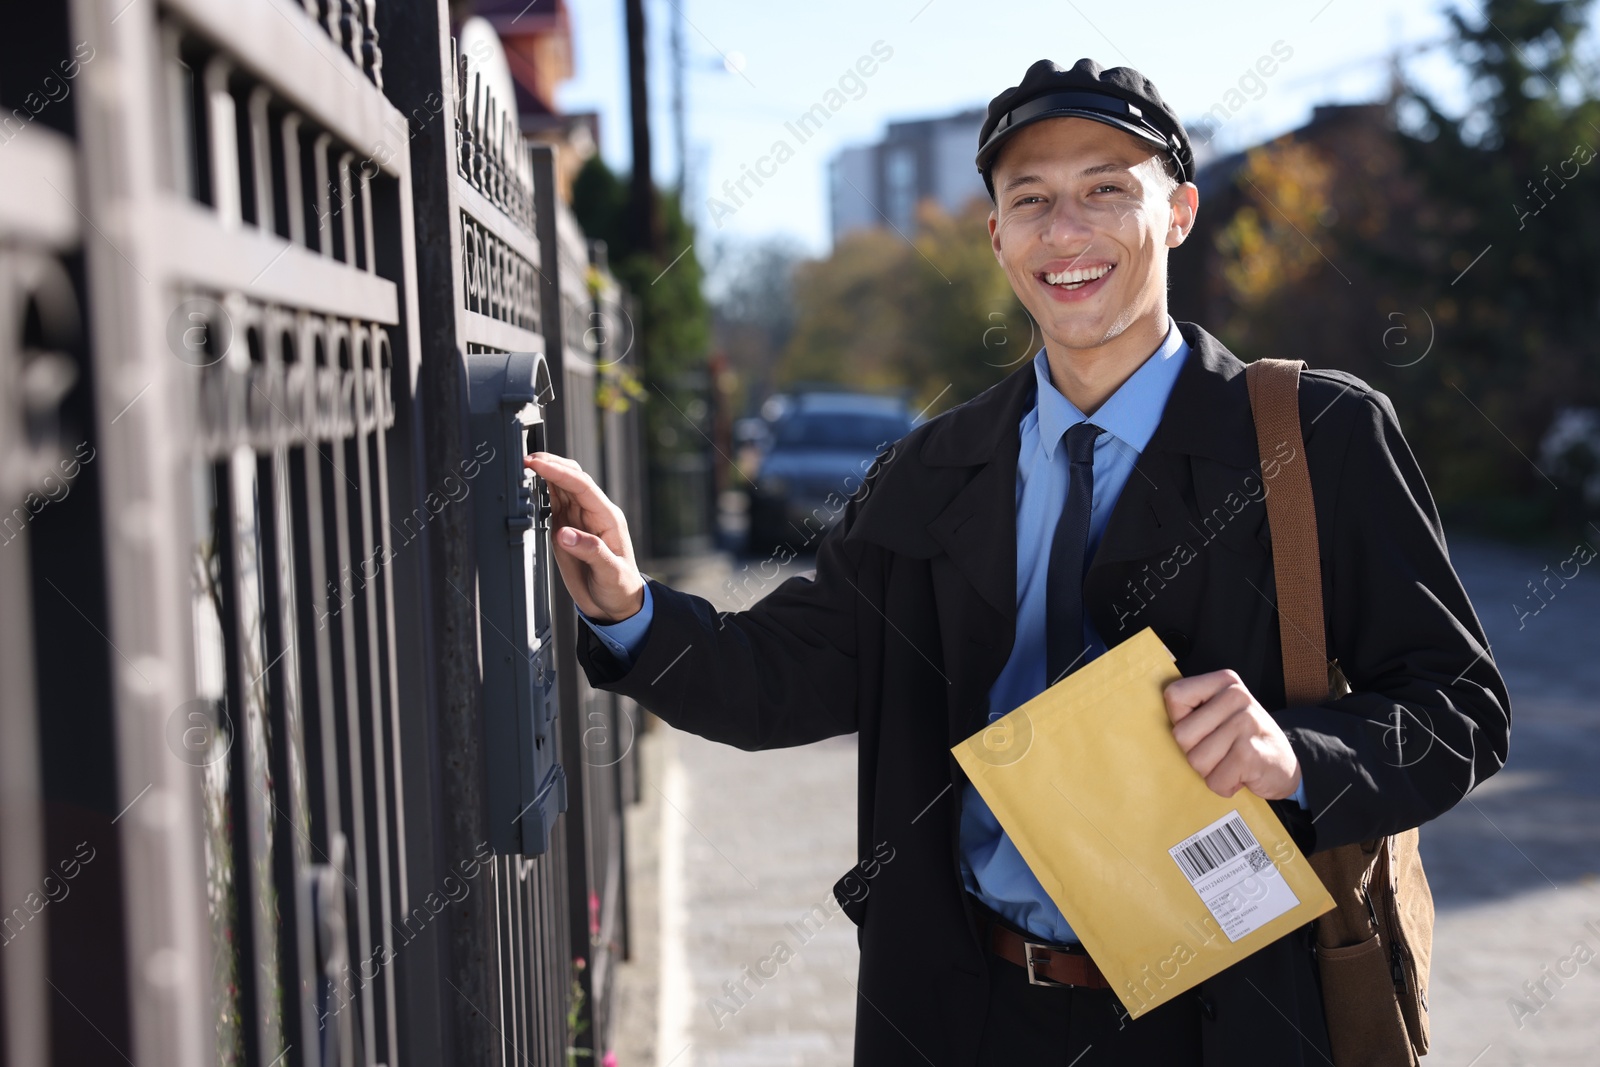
[988,208,1002,262]
[1167,182,1199,248]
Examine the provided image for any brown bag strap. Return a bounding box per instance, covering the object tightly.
[1245,359,1330,705]
[1248,357,1371,940]
[1248,361,1431,1064]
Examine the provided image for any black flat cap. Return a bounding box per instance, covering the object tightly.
[976,58,1192,199]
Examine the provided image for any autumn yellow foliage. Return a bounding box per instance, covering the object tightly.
[1216,139,1336,304]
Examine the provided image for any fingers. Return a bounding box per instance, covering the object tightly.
[542,522,614,619]
[552,524,644,621]
[1203,749,1249,798]
[1182,713,1246,782]
[1204,738,1292,800]
[525,452,631,557]
[1163,669,1238,724]
[1166,670,1266,797]
[525,452,607,506]
[554,524,617,565]
[1181,712,1299,800]
[524,451,585,478]
[543,478,583,531]
[1168,676,1251,752]
[1183,725,1266,798]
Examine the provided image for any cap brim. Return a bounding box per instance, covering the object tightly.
[977,107,1171,176]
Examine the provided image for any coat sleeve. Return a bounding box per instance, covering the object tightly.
[572,474,879,752]
[1276,388,1511,852]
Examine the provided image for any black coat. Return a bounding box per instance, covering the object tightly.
[575,321,1511,1066]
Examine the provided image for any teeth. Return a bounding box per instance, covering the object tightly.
[1043,264,1113,286]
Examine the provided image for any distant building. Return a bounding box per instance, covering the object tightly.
[473,0,600,203]
[1168,102,1394,326]
[828,106,990,245]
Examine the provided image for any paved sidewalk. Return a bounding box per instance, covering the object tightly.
[1417,536,1600,1066]
[611,534,1600,1066]
[611,554,860,1067]
[654,725,858,1067]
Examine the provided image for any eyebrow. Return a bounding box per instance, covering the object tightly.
[1001,161,1133,193]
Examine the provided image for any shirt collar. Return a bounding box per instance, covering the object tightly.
[1033,316,1189,461]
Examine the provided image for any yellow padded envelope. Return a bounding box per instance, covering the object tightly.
[953,627,1334,1019]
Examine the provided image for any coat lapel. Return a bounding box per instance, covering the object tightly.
[1085,448,1197,565]
[927,445,1020,746]
[915,361,1031,747]
[927,450,1018,622]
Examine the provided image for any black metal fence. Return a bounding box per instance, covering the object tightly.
[0,1,644,1064]
[649,368,718,559]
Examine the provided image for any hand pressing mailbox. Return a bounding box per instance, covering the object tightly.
[465,350,565,857]
[520,450,648,628]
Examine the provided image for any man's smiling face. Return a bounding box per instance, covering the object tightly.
[987,116,1196,354]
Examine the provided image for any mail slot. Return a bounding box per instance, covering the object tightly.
[466,349,566,856]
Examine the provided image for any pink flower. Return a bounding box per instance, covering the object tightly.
[601,1053,618,1067]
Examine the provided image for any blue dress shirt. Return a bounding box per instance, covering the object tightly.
[581,580,656,662]
[578,316,1307,944]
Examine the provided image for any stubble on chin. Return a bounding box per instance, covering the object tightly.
[1097,297,1140,347]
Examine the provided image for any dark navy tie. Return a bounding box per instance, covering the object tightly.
[1045,421,1104,687]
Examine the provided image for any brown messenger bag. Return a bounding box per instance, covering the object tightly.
[1245,358,1433,1067]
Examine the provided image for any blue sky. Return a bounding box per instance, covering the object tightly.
[555,0,1599,261]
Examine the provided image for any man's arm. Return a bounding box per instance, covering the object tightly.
[1277,388,1511,851]
[1162,386,1504,838]
[529,451,880,751]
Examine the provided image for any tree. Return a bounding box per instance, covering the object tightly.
[706,236,807,416]
[1383,0,1600,532]
[572,153,712,552]
[572,154,708,386]
[1197,0,1600,536]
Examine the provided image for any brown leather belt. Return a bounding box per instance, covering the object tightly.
[984,914,1110,989]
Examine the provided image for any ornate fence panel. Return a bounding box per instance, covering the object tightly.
[0,2,645,1065]
[63,0,426,1063]
[381,6,638,1066]
[0,2,640,1067]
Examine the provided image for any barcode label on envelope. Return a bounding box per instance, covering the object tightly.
[1168,811,1300,943]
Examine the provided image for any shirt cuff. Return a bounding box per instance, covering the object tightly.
[576,580,654,667]
[1288,777,1309,809]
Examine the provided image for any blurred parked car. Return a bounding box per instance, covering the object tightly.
[746,390,915,555]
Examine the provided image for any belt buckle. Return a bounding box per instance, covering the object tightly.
[1023,941,1069,987]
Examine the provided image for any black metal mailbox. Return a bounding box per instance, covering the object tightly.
[466,349,566,856]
